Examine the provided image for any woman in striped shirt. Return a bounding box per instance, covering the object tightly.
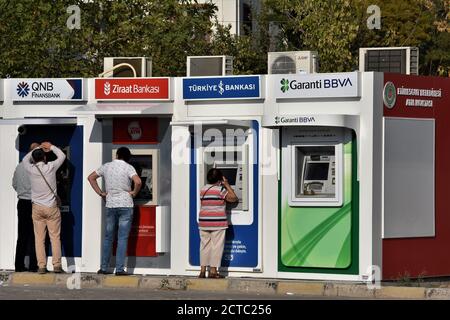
[198,168,238,278]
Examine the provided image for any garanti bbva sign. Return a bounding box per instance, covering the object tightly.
[273,72,360,99]
[11,79,84,101]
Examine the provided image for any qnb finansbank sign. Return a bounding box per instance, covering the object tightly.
[11,78,84,101]
[273,72,360,99]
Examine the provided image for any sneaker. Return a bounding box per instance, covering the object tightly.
[97,269,113,275]
[38,268,47,274]
[115,271,130,276]
[53,267,65,274]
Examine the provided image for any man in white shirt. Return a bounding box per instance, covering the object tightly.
[22,141,66,274]
[88,147,142,276]
[12,142,40,272]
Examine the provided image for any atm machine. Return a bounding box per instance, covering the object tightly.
[280,126,356,270]
[197,130,252,225]
[126,149,159,206]
[290,143,343,207]
[199,145,249,212]
[111,147,168,257]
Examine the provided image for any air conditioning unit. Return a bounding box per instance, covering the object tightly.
[187,55,233,76]
[359,47,419,75]
[268,51,319,74]
[103,57,152,77]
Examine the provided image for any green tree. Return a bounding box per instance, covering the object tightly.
[0,0,217,77]
[257,0,449,76]
[258,0,360,72]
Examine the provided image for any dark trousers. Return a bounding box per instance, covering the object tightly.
[15,199,38,270]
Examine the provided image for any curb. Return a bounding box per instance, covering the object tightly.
[1,272,450,299]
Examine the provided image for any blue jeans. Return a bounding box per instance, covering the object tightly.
[101,207,134,272]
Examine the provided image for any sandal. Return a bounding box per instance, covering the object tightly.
[198,272,206,278]
[208,272,225,279]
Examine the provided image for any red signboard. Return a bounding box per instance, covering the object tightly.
[113,118,159,144]
[382,73,450,279]
[383,73,444,118]
[95,78,170,100]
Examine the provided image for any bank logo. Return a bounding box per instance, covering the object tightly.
[16,82,30,97]
[104,81,111,96]
[128,121,142,140]
[383,81,396,109]
[274,116,315,124]
[218,80,225,95]
[280,78,289,93]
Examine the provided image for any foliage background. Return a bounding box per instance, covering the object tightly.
[0,0,448,77]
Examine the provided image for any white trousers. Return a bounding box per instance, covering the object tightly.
[199,229,226,268]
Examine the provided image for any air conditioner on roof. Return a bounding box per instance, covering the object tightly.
[103,57,152,77]
[359,47,419,75]
[187,55,233,76]
[268,51,319,74]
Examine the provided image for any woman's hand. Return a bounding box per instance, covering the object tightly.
[222,176,230,187]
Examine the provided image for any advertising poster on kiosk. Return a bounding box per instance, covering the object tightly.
[19,125,84,260]
[183,75,262,270]
[111,118,160,258]
[188,120,260,269]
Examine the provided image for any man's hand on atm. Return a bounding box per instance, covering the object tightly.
[40,141,52,152]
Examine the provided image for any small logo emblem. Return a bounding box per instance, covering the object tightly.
[104,82,111,96]
[383,81,396,109]
[218,80,225,95]
[128,121,142,141]
[280,78,289,93]
[17,82,30,97]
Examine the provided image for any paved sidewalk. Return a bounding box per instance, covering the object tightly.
[1,271,449,299]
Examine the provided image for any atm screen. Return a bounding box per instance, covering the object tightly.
[129,154,153,202]
[304,162,329,181]
[219,168,238,185]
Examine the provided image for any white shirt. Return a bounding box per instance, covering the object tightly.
[96,159,138,208]
[12,162,31,200]
[22,145,66,207]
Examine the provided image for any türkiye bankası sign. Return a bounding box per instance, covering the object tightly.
[183,76,262,100]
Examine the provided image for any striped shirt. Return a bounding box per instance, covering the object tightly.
[198,184,228,230]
